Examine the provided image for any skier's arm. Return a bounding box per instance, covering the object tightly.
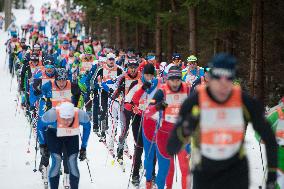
[132,86,147,106]
[111,75,124,100]
[39,108,57,144]
[78,110,91,149]
[243,94,278,177]
[144,89,164,118]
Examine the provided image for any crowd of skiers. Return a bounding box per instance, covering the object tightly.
[3,1,284,189]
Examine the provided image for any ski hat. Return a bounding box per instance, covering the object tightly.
[85,46,93,54]
[58,102,75,119]
[143,63,155,75]
[127,58,139,67]
[107,53,116,60]
[187,55,197,62]
[33,43,41,50]
[146,55,156,61]
[99,55,107,62]
[208,53,237,79]
[172,53,181,60]
[55,68,68,81]
[167,66,182,80]
[30,53,39,61]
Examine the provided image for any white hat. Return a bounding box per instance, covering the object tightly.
[98,56,107,62]
[107,53,116,60]
[59,102,75,119]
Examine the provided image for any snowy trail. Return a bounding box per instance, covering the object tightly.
[0,0,267,188]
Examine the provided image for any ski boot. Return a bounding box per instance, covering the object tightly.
[99,132,106,143]
[63,173,70,189]
[117,147,123,161]
[131,175,140,186]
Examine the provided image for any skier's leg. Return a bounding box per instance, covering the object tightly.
[277,146,284,188]
[156,150,171,189]
[132,115,143,179]
[92,91,99,131]
[142,128,156,182]
[65,135,80,189]
[177,150,189,189]
[62,144,69,174]
[100,91,109,139]
[165,157,174,189]
[46,129,63,189]
[117,109,131,158]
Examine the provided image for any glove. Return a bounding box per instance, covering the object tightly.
[79,148,87,161]
[33,79,42,96]
[266,171,277,189]
[109,88,114,94]
[132,105,140,114]
[45,98,52,111]
[142,81,152,90]
[155,101,168,111]
[39,144,49,157]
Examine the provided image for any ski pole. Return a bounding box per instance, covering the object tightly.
[33,136,39,172]
[138,110,162,187]
[86,159,94,183]
[259,142,265,172]
[126,113,143,189]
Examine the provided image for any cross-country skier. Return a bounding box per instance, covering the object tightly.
[39,101,91,189]
[167,53,278,189]
[145,65,190,189]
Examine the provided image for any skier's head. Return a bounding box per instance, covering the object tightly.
[142,63,155,82]
[146,54,156,65]
[127,58,139,77]
[44,56,55,76]
[167,66,182,92]
[55,68,68,89]
[30,53,39,64]
[187,55,198,70]
[106,53,116,68]
[20,38,26,46]
[33,43,41,54]
[207,53,237,102]
[62,40,69,50]
[172,53,182,66]
[58,102,75,126]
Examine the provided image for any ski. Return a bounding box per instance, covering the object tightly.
[41,165,49,189]
[102,141,115,159]
[113,138,133,160]
[63,173,70,189]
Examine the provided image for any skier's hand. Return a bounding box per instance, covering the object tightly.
[39,144,49,157]
[155,101,168,111]
[142,81,152,90]
[132,105,140,114]
[79,148,87,161]
[109,88,114,94]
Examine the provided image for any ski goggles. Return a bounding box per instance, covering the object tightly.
[45,64,55,69]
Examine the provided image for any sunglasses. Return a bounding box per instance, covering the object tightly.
[108,58,115,61]
[128,65,138,69]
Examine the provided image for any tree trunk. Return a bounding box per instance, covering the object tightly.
[249,0,257,96]
[66,0,71,13]
[188,6,197,55]
[115,16,121,49]
[135,22,139,50]
[213,30,219,55]
[167,21,173,62]
[122,22,128,49]
[109,21,113,47]
[155,0,162,62]
[5,0,12,31]
[255,0,264,101]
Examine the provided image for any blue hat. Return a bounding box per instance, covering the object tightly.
[172,53,181,60]
[208,53,237,78]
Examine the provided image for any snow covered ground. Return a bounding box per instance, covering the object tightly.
[0,0,267,188]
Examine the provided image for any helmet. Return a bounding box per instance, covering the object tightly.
[74,52,81,58]
[172,53,181,60]
[33,43,41,51]
[62,40,69,45]
[187,55,197,62]
[43,56,54,65]
[55,68,68,81]
[30,53,39,61]
[85,46,93,55]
